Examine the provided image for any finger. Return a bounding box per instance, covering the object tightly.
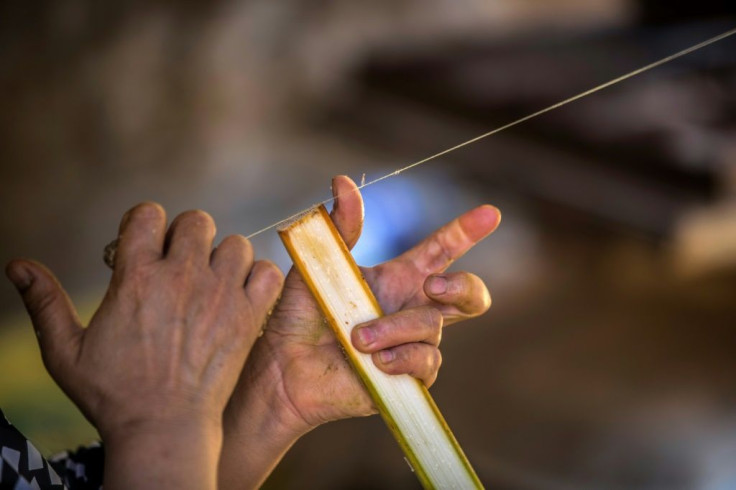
[244,260,285,323]
[5,259,82,375]
[372,343,442,387]
[115,202,167,272]
[351,306,442,353]
[164,210,217,265]
[330,175,364,250]
[211,235,254,285]
[424,271,491,325]
[399,205,501,275]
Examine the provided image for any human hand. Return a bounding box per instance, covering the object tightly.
[259,176,497,426]
[220,176,500,488]
[6,202,284,489]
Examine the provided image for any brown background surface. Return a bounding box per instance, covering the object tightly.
[1,1,736,488]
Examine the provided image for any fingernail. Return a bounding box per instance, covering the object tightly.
[357,326,376,346]
[379,350,395,363]
[6,262,32,291]
[427,275,447,295]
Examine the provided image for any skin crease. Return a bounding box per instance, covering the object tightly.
[6,203,284,490]
[220,175,501,488]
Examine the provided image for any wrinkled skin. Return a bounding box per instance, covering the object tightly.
[7,202,284,490]
[227,175,501,433]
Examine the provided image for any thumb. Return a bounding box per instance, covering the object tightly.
[330,175,364,250]
[6,259,82,374]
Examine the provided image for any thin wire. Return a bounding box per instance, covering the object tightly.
[246,26,736,239]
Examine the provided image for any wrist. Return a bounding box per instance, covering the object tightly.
[219,339,313,489]
[97,400,224,443]
[103,416,223,490]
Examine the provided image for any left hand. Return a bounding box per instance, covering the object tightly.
[7,203,285,490]
[226,175,500,433]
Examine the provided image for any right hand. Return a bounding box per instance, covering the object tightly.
[6,202,284,441]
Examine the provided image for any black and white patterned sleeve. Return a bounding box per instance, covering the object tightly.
[1,408,104,490]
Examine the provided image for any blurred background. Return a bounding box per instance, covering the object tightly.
[1,1,736,488]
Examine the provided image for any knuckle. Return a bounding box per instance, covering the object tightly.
[392,346,406,363]
[117,251,158,278]
[370,317,391,338]
[26,289,56,317]
[433,348,443,370]
[426,237,453,271]
[420,349,442,387]
[423,307,443,331]
[123,263,156,288]
[422,348,434,370]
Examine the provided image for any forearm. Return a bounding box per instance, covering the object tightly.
[103,419,223,490]
[220,403,303,489]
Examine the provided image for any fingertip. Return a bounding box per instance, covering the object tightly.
[372,349,396,371]
[371,350,410,380]
[331,175,358,197]
[175,209,217,237]
[120,201,166,234]
[218,234,254,261]
[351,324,377,352]
[131,201,167,218]
[5,260,81,363]
[377,349,395,364]
[371,346,441,387]
[482,287,492,313]
[6,259,32,291]
[265,259,285,280]
[459,205,501,242]
[245,261,285,329]
[7,259,60,298]
[267,261,286,288]
[115,202,168,270]
[330,175,364,248]
[331,175,360,210]
[249,260,285,291]
[330,175,339,200]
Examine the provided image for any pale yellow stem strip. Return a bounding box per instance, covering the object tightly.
[279,206,483,489]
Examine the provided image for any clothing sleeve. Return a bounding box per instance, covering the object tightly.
[1,409,104,490]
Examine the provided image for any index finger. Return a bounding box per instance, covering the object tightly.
[398,205,501,275]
